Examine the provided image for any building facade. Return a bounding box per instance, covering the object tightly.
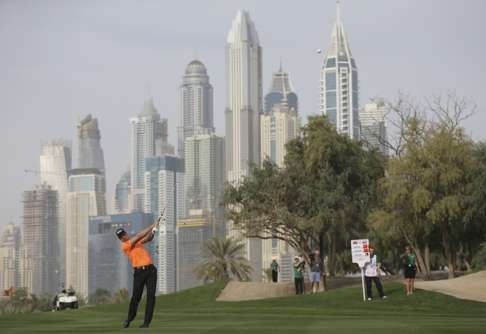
[39,140,71,284]
[77,115,105,174]
[319,2,360,139]
[21,184,60,295]
[0,223,21,292]
[65,169,106,298]
[177,60,214,158]
[184,133,225,227]
[88,212,154,295]
[225,10,263,281]
[114,170,131,214]
[143,156,184,294]
[130,99,174,211]
[176,212,211,291]
[360,100,388,155]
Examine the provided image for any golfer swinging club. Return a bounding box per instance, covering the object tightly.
[115,211,163,328]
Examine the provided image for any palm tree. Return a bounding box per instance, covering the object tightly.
[195,237,252,282]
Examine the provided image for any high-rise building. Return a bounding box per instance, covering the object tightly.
[77,115,105,174]
[65,169,106,298]
[184,133,225,224]
[130,99,174,211]
[260,67,300,279]
[360,100,388,155]
[225,10,263,281]
[114,170,131,214]
[319,1,359,139]
[39,140,71,285]
[261,65,300,167]
[177,60,214,158]
[264,63,298,114]
[88,212,154,295]
[21,184,60,295]
[143,156,184,294]
[0,223,21,292]
[176,212,211,291]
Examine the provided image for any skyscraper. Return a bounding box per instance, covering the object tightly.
[130,99,174,211]
[225,10,263,281]
[39,140,71,284]
[360,99,388,155]
[114,170,131,214]
[264,63,298,113]
[77,115,105,174]
[65,168,106,298]
[261,65,300,167]
[0,223,21,291]
[226,10,262,183]
[143,156,184,294]
[319,1,360,139]
[22,184,60,295]
[177,60,214,158]
[184,133,225,221]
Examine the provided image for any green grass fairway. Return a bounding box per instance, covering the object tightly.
[2,282,486,333]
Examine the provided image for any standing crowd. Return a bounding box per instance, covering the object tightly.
[272,245,418,299]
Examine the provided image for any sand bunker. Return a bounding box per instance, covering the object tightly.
[415,271,486,303]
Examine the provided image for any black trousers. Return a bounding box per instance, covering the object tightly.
[127,264,157,325]
[365,276,385,299]
[294,277,304,295]
[272,270,278,282]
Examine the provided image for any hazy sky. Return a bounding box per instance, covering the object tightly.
[1,0,485,228]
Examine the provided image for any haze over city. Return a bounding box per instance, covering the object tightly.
[1,0,485,227]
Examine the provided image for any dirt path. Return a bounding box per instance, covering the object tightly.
[415,271,486,303]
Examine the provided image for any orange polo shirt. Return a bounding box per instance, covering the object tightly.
[121,240,153,267]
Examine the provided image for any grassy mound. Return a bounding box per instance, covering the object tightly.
[1,282,486,333]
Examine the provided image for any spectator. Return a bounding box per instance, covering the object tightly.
[270,258,280,283]
[309,250,322,294]
[402,245,417,295]
[293,256,305,295]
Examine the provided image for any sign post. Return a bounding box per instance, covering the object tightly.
[351,239,370,301]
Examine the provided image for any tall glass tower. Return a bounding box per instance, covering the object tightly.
[177,60,214,158]
[319,1,359,139]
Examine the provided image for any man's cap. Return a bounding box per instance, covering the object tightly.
[115,228,126,238]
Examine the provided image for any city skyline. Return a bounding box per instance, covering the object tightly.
[1,0,486,228]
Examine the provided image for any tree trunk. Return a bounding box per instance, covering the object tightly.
[424,243,431,279]
[414,248,428,280]
[441,230,455,279]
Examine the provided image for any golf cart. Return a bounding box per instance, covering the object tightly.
[54,289,78,310]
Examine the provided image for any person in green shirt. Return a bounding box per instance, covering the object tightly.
[293,256,305,295]
[402,245,417,296]
[271,258,280,283]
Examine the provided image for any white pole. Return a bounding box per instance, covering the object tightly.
[361,267,366,301]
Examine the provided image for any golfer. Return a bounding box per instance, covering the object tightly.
[309,250,322,294]
[116,221,158,329]
[403,245,417,295]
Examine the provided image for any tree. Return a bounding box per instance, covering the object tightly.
[195,237,253,282]
[372,92,481,279]
[225,115,384,276]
